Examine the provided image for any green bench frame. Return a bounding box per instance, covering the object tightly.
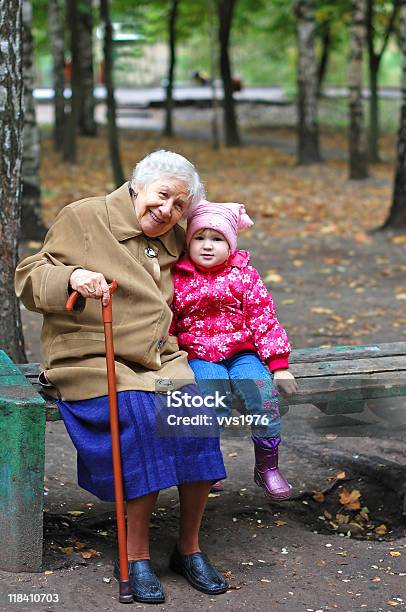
[0,342,405,572]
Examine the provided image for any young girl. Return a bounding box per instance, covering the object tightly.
[170,200,298,501]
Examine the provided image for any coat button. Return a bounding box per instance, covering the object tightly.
[157,337,165,350]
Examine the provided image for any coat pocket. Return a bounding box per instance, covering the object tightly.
[48,331,106,367]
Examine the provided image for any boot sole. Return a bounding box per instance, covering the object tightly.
[254,474,292,501]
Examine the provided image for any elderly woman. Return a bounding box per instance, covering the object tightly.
[15,150,228,603]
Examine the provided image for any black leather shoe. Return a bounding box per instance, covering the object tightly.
[169,547,228,595]
[113,559,165,604]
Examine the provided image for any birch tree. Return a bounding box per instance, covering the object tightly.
[78,1,97,136]
[295,0,321,164]
[164,0,179,137]
[0,0,27,361]
[384,0,406,227]
[21,0,46,241]
[100,0,124,186]
[218,0,241,146]
[49,0,66,151]
[349,0,368,179]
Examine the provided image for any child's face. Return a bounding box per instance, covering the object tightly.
[189,228,230,268]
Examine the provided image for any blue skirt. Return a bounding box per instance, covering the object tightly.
[58,390,226,502]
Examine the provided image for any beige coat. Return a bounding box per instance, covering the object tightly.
[15,183,193,401]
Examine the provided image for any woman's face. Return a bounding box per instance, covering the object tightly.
[133,177,190,237]
[189,228,230,268]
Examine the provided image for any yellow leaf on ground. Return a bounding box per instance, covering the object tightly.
[81,549,99,559]
[374,524,388,536]
[339,488,362,510]
[263,272,283,284]
[391,235,406,244]
[311,307,334,314]
[389,551,401,557]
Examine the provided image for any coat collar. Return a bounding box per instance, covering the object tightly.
[175,250,251,274]
[105,182,184,257]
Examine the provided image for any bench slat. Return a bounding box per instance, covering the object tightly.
[290,356,406,377]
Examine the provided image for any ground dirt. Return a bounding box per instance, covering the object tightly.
[1,116,405,612]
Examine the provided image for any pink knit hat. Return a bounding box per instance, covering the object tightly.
[186,199,254,252]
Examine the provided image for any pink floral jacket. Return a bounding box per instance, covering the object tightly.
[170,250,291,371]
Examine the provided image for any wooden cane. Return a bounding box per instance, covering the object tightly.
[66,281,133,604]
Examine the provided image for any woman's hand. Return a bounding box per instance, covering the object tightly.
[273,370,298,396]
[69,269,111,306]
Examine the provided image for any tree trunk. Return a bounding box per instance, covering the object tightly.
[348,0,368,179]
[63,0,81,163]
[368,55,380,162]
[366,0,399,163]
[48,0,65,152]
[366,0,380,162]
[100,0,124,186]
[209,0,220,150]
[295,0,322,164]
[78,2,97,136]
[317,23,331,97]
[21,0,46,241]
[0,0,27,362]
[384,0,406,227]
[164,0,179,137]
[218,0,241,147]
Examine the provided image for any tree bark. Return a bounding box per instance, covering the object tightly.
[384,0,406,227]
[63,0,81,163]
[210,0,220,150]
[78,2,97,136]
[295,0,322,164]
[366,0,399,163]
[21,0,46,241]
[164,0,179,137]
[218,0,241,147]
[317,23,331,97]
[349,0,368,179]
[100,0,124,186]
[48,0,65,152]
[0,0,27,362]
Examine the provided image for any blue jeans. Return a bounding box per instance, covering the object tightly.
[189,351,281,438]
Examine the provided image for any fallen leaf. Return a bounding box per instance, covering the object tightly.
[391,235,406,244]
[67,511,85,516]
[259,578,272,583]
[389,551,401,557]
[312,491,325,503]
[311,307,334,314]
[263,272,283,284]
[81,549,99,559]
[62,546,74,554]
[339,488,361,510]
[327,470,346,481]
[374,524,388,536]
[274,520,288,527]
[74,541,87,549]
[208,493,220,498]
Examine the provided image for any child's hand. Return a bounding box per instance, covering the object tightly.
[273,370,298,396]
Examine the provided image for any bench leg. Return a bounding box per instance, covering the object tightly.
[0,402,45,572]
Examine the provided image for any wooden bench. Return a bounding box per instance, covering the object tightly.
[0,342,405,572]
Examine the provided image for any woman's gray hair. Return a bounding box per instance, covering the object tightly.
[130,149,205,206]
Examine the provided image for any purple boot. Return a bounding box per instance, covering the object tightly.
[253,436,292,501]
